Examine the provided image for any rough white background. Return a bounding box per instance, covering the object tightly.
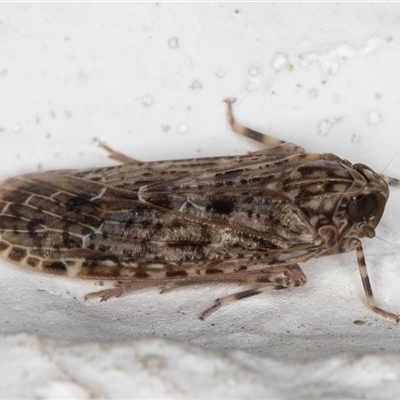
[1,3,400,399]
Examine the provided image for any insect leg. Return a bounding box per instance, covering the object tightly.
[224,98,304,155]
[85,264,307,320]
[85,281,153,301]
[199,264,307,320]
[350,238,399,322]
[93,138,140,164]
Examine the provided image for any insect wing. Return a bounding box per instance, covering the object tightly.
[0,154,317,280]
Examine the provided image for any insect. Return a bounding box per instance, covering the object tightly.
[0,98,398,321]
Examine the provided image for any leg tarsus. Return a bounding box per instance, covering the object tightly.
[85,285,127,301]
[85,280,156,301]
[372,306,399,322]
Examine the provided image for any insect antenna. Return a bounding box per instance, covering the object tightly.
[380,148,400,187]
[375,235,400,250]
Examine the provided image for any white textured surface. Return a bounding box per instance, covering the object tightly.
[1,3,400,398]
[2,332,400,399]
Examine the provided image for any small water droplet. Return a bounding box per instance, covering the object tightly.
[168,37,179,49]
[141,95,153,107]
[246,82,258,92]
[177,123,188,134]
[351,134,359,143]
[309,88,318,98]
[271,53,289,71]
[191,80,202,89]
[318,119,332,136]
[248,67,259,76]
[13,124,21,132]
[216,70,225,78]
[368,112,382,125]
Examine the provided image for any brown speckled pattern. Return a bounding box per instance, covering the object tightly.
[0,99,397,321]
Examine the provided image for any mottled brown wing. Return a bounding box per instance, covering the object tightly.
[70,151,314,192]
[0,158,317,279]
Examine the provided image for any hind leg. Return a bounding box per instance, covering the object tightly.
[199,263,307,320]
[85,264,307,320]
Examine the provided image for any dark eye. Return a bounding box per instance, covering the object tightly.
[348,195,378,223]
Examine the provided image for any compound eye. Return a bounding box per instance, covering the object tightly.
[348,194,378,223]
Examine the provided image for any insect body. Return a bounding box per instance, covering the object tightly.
[0,99,398,321]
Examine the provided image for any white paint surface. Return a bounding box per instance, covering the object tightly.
[1,3,400,398]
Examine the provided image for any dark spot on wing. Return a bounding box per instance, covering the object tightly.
[147,195,172,209]
[8,203,23,217]
[208,196,236,215]
[205,268,223,275]
[134,270,149,279]
[8,247,27,262]
[26,257,40,268]
[43,261,68,274]
[214,169,243,181]
[62,231,83,249]
[66,196,98,213]
[27,218,45,233]
[0,241,10,252]
[165,270,188,278]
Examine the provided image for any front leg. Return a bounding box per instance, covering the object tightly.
[343,238,399,322]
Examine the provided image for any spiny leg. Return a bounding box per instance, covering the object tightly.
[199,285,281,320]
[199,264,307,320]
[85,264,308,320]
[351,238,399,322]
[85,280,158,301]
[224,98,305,155]
[93,137,139,164]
